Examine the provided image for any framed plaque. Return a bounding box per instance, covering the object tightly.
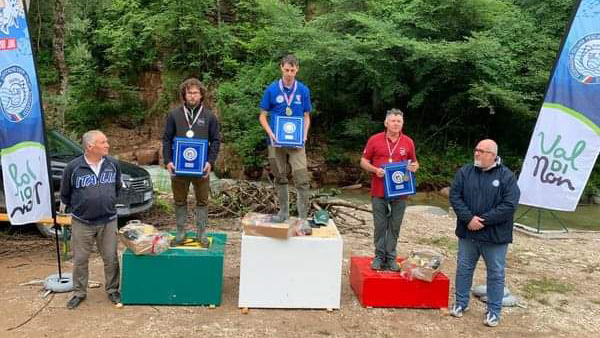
[274,116,304,148]
[383,161,416,199]
[173,137,208,177]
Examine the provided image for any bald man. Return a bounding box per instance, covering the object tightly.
[60,130,122,309]
[448,139,520,327]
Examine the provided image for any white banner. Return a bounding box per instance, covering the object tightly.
[518,104,600,211]
[1,142,52,224]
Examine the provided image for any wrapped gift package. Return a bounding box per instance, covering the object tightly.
[117,221,171,255]
[400,250,443,282]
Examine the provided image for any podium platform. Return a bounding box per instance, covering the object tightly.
[350,256,449,308]
[238,221,343,309]
[120,232,226,306]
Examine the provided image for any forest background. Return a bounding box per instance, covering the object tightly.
[31,0,599,195]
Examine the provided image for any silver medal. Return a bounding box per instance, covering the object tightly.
[186,130,195,138]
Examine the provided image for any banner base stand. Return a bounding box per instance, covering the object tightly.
[514,207,569,233]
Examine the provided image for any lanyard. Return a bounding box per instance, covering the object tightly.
[386,134,401,163]
[183,105,203,129]
[278,79,297,108]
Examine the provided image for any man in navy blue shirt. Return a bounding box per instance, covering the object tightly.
[60,130,121,309]
[259,55,313,234]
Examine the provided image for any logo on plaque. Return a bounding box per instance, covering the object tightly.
[391,171,405,184]
[283,122,296,134]
[183,147,198,161]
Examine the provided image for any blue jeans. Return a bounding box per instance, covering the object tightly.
[454,238,508,317]
[371,197,406,263]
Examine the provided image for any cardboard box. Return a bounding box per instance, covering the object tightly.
[240,212,298,239]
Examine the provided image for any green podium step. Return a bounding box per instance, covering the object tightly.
[121,232,226,305]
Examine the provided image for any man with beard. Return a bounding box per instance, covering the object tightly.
[163,78,221,246]
[449,139,520,327]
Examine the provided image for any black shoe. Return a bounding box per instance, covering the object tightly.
[371,257,385,270]
[386,259,401,272]
[66,296,85,309]
[108,292,121,304]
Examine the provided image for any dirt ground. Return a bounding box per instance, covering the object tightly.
[1,207,599,338]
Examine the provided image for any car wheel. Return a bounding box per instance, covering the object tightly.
[36,223,65,238]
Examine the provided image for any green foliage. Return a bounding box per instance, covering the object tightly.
[32,0,589,187]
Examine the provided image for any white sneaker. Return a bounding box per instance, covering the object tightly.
[484,311,499,327]
[450,304,469,318]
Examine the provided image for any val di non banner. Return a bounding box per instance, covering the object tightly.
[518,0,600,212]
[0,0,52,224]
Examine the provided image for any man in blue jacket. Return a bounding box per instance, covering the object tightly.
[60,130,121,309]
[449,139,520,327]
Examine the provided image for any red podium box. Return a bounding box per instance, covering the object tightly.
[350,256,449,308]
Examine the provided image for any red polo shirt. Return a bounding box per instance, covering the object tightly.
[362,132,417,198]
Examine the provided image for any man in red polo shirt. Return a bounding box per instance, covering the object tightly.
[360,108,419,271]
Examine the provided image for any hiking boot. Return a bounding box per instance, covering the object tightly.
[483,311,499,327]
[271,184,289,222]
[386,259,401,272]
[173,205,187,245]
[196,206,210,247]
[108,292,121,304]
[66,296,85,309]
[371,256,385,271]
[450,304,469,318]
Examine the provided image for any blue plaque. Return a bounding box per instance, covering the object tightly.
[383,161,416,199]
[173,137,208,176]
[274,116,304,148]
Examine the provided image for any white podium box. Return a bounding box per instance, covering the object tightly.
[238,221,343,309]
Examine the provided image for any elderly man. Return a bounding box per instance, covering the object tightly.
[163,78,221,246]
[60,130,121,309]
[259,54,312,234]
[360,108,419,271]
[449,139,520,327]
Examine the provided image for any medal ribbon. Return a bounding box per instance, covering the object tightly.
[278,79,298,111]
[183,105,203,130]
[386,134,401,162]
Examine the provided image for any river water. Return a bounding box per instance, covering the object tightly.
[337,188,600,231]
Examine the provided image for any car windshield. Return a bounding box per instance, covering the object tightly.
[47,130,83,157]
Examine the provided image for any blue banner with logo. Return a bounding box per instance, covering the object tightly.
[0,1,52,224]
[518,0,600,211]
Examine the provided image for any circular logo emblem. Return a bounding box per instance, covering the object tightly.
[392,171,405,184]
[283,122,296,134]
[492,179,500,187]
[0,66,33,123]
[183,147,198,161]
[569,34,600,84]
[276,95,284,103]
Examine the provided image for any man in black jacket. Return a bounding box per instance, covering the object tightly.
[448,139,520,327]
[60,130,121,309]
[163,78,220,246]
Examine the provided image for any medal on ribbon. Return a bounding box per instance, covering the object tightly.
[183,105,203,139]
[279,79,297,117]
[386,135,400,163]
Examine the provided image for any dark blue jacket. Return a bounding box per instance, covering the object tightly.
[449,161,520,244]
[60,156,121,225]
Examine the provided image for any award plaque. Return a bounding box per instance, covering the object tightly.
[173,137,208,176]
[274,115,304,148]
[383,161,416,199]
